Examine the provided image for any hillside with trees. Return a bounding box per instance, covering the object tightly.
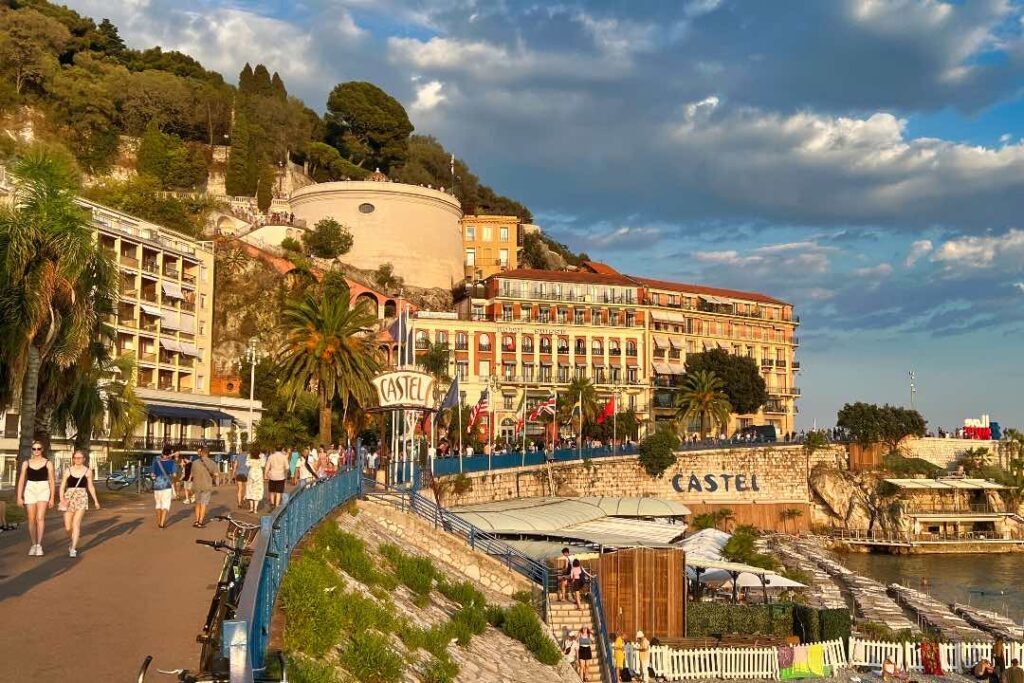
[0,0,532,222]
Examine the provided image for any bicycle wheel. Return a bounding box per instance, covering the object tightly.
[107,476,127,491]
[142,476,154,492]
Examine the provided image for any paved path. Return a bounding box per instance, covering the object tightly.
[0,485,253,682]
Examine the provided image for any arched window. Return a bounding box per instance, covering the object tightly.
[522,336,534,352]
[592,339,604,355]
[575,338,586,354]
[626,340,637,356]
[478,334,492,351]
[415,330,429,349]
[609,340,621,355]
[558,338,569,354]
[540,336,552,353]
[502,335,516,351]
[436,330,448,345]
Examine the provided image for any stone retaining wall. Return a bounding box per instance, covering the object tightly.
[358,499,533,597]
[903,437,1007,471]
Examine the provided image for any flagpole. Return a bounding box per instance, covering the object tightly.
[612,391,617,455]
[458,398,464,474]
[488,381,495,472]
[521,391,527,467]
[578,389,583,461]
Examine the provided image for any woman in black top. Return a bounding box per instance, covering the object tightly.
[59,450,101,557]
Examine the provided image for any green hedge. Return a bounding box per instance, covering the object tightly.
[687,602,793,639]
[688,602,852,643]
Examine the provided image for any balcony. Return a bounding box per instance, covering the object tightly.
[163,268,180,279]
[182,272,197,286]
[131,437,226,452]
[792,336,800,345]
[179,301,196,313]
[142,260,159,275]
[793,361,801,370]
[117,316,137,328]
[119,288,138,299]
[120,255,139,268]
[761,359,774,368]
[764,402,787,414]
[140,321,158,332]
[775,360,788,368]
[139,352,157,363]
[454,342,469,351]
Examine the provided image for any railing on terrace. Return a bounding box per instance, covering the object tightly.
[848,638,1024,675]
[131,437,226,452]
[230,469,362,682]
[827,527,1022,543]
[590,575,618,683]
[625,639,846,681]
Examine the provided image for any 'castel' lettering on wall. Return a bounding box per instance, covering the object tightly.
[670,472,761,494]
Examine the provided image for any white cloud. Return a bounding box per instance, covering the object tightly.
[905,239,933,266]
[693,241,834,275]
[585,225,663,249]
[1014,282,1024,294]
[931,229,1024,270]
[853,262,894,278]
[410,80,446,112]
[573,11,657,57]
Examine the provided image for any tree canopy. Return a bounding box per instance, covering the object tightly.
[301,218,353,259]
[325,81,414,173]
[836,402,927,452]
[684,349,768,415]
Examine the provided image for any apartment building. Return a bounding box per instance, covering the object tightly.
[407,263,799,440]
[460,214,519,280]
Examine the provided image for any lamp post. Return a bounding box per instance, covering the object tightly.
[247,338,258,450]
[908,370,916,410]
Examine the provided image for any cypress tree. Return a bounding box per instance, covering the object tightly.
[256,163,274,212]
[136,120,170,184]
[271,72,287,99]
[238,63,255,93]
[225,111,252,196]
[252,64,273,96]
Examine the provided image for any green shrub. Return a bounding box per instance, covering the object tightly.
[882,453,942,477]
[339,591,396,633]
[312,523,392,587]
[286,657,339,683]
[281,236,302,253]
[339,631,404,683]
[638,425,680,478]
[437,579,487,608]
[419,656,459,683]
[400,623,452,657]
[512,590,533,605]
[500,603,562,665]
[380,543,438,597]
[485,605,507,628]
[452,604,488,637]
[279,555,345,656]
[687,602,793,639]
[857,621,917,642]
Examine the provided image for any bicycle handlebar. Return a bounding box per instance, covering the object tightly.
[195,539,228,550]
[138,655,153,683]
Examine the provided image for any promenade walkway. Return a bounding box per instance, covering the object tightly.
[0,486,245,682]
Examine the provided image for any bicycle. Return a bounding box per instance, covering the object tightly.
[137,651,287,682]
[107,465,154,491]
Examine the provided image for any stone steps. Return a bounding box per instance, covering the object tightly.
[547,594,612,683]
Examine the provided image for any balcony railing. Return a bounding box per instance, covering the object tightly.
[793,361,801,370]
[776,360,788,368]
[761,359,774,367]
[179,301,196,313]
[120,255,139,268]
[131,437,226,451]
[182,272,197,285]
[139,352,157,363]
[117,316,137,328]
[163,268,180,279]
[142,260,159,274]
[119,288,138,299]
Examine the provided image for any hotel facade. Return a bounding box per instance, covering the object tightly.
[409,262,799,441]
[460,214,520,281]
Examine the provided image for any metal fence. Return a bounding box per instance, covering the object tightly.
[590,575,619,683]
[227,468,362,682]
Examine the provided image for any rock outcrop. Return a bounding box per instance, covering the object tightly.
[809,464,873,530]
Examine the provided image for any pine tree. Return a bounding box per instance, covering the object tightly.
[252,64,273,96]
[238,63,255,93]
[225,111,252,196]
[271,72,287,99]
[256,163,274,212]
[136,120,170,184]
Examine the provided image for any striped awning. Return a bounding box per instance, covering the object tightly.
[161,281,184,299]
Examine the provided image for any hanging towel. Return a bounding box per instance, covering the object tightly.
[920,642,944,676]
[778,646,795,670]
[807,644,827,677]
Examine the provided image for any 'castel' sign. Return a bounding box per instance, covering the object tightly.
[372,370,436,410]
[671,472,761,494]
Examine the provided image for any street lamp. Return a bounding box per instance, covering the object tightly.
[247,338,258,450]
[908,370,916,410]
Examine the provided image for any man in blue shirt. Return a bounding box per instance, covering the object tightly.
[151,446,179,528]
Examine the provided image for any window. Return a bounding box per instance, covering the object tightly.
[500,227,509,242]
[482,226,493,241]
[609,340,621,355]
[503,364,515,381]
[609,311,620,326]
[199,321,206,335]
[539,309,550,323]
[558,338,569,354]
[415,330,430,349]
[557,308,568,324]
[611,367,621,382]
[197,375,205,390]
[465,249,476,266]
[456,332,468,350]
[523,336,534,352]
[626,340,637,357]
[502,335,516,351]
[436,330,448,345]
[503,395,514,410]
[358,202,375,214]
[523,363,534,381]
[499,249,509,266]
[575,365,586,379]
[479,360,490,377]
[465,226,475,240]
[200,266,208,284]
[558,366,569,382]
[502,305,513,321]
[574,309,585,325]
[575,339,586,355]
[594,367,605,384]
[626,312,635,327]
[628,394,636,409]
[540,337,552,353]
[478,334,492,351]
[592,339,603,355]
[627,367,638,383]
[540,365,552,382]
[199,294,207,309]
[456,362,469,380]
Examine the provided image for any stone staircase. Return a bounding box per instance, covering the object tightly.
[548,594,612,683]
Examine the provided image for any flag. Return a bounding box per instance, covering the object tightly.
[564,396,582,426]
[468,389,489,433]
[514,393,526,434]
[387,304,414,366]
[596,396,615,424]
[435,377,460,427]
[529,391,556,421]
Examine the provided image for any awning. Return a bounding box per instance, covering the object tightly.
[669,337,685,350]
[179,314,195,333]
[140,303,162,317]
[651,310,686,324]
[159,338,182,352]
[161,315,180,331]
[670,364,687,375]
[653,334,670,349]
[179,343,199,357]
[700,294,732,305]
[162,281,184,299]
[558,361,570,367]
[146,404,213,421]
[592,359,605,367]
[652,361,672,375]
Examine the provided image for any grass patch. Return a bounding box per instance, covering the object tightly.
[311,523,394,588]
[286,657,339,683]
[380,542,438,598]
[437,579,487,608]
[512,590,533,605]
[419,656,459,683]
[339,631,404,683]
[499,603,562,665]
[279,555,346,657]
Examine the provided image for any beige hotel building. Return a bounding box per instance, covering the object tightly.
[410,262,799,441]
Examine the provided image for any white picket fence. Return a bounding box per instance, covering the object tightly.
[626,639,847,681]
[848,638,1024,674]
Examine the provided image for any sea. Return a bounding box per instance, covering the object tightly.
[840,552,1024,626]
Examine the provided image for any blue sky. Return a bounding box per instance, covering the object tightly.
[67,0,1024,431]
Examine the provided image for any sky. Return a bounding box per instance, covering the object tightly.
[65,0,1024,431]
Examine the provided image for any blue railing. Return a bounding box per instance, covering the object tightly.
[364,483,551,614]
[590,575,619,683]
[433,445,637,476]
[228,468,362,682]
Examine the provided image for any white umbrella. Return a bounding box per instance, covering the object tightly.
[720,573,806,590]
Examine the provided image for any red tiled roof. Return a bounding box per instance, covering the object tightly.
[491,268,636,286]
[579,260,622,276]
[631,275,788,306]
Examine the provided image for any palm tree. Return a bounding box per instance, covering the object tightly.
[277,290,380,445]
[53,351,145,456]
[674,370,732,440]
[558,376,599,426]
[0,146,115,459]
[780,507,803,535]
[416,341,451,384]
[715,507,735,531]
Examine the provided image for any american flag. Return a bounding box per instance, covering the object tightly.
[529,392,557,421]
[467,389,489,433]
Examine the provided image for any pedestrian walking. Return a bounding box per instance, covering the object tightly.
[265,446,289,510]
[244,450,265,513]
[17,441,55,556]
[288,447,301,484]
[577,627,594,681]
[58,450,101,557]
[179,451,194,504]
[151,446,179,529]
[636,631,651,681]
[190,447,219,528]
[230,450,249,508]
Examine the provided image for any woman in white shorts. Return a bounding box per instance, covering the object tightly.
[59,450,101,557]
[17,441,55,556]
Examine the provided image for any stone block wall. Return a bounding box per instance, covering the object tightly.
[903,437,1005,471]
[358,499,533,597]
